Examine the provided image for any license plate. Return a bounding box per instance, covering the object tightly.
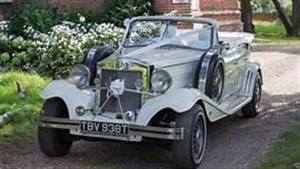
[80,121,128,136]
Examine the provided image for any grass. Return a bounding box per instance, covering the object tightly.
[0,72,49,144]
[257,123,300,169]
[254,21,300,45]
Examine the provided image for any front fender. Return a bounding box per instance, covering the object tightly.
[136,88,213,125]
[41,80,95,119]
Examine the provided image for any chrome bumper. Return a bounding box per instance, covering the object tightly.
[39,117,184,141]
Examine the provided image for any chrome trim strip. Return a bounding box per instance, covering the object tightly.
[39,117,184,140]
[41,116,80,124]
[40,123,79,130]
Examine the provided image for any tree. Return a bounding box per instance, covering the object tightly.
[271,0,294,36]
[292,0,300,36]
[240,0,255,33]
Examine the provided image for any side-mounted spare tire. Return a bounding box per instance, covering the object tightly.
[83,46,114,84]
[38,98,73,157]
[205,59,224,102]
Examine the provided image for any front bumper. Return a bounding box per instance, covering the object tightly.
[39,117,184,141]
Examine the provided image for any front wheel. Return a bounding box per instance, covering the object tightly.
[172,104,207,169]
[38,99,73,157]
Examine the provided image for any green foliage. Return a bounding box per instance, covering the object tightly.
[252,0,292,15]
[0,21,124,77]
[254,22,300,44]
[1,0,151,76]
[103,0,152,27]
[9,2,105,36]
[0,72,49,144]
[255,22,287,38]
[252,0,275,13]
[10,2,60,36]
[284,4,293,17]
[61,9,105,25]
[257,123,300,169]
[0,33,37,72]
[9,0,151,36]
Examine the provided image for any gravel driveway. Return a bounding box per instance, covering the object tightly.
[0,46,299,169]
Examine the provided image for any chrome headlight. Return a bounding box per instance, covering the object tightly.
[151,69,172,93]
[69,64,90,89]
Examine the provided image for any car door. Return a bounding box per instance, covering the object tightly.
[235,44,249,91]
[221,45,245,100]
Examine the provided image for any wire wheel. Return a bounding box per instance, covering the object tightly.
[254,78,262,110]
[191,113,205,163]
[172,105,207,169]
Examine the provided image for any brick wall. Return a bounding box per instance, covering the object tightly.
[152,0,191,16]
[199,0,238,11]
[152,0,243,31]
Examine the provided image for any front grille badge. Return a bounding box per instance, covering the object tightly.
[109,79,125,96]
[93,79,128,124]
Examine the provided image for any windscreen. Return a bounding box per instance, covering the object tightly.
[123,20,214,50]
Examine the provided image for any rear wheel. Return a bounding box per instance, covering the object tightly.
[38,98,73,157]
[242,74,262,117]
[172,105,207,169]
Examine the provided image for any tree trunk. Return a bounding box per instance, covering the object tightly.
[272,0,294,36]
[292,0,300,36]
[240,0,255,33]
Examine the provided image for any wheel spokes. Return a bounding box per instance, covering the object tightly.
[192,117,204,161]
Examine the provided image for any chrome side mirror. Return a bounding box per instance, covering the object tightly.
[220,41,230,54]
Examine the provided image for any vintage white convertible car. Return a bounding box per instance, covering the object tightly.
[38,16,262,169]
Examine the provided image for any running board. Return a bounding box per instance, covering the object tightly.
[201,94,252,122]
[222,96,251,114]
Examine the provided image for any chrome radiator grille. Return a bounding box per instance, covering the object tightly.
[100,69,143,112]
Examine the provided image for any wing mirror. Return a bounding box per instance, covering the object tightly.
[124,18,130,28]
[220,41,230,53]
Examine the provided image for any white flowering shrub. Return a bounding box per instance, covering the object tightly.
[0,17,124,76]
[0,21,9,33]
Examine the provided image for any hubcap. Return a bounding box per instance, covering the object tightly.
[192,114,205,163]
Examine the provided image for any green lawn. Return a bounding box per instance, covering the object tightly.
[257,123,300,169]
[254,22,300,45]
[0,72,49,144]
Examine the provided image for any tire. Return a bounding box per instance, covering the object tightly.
[38,99,73,157]
[205,60,224,102]
[242,74,262,118]
[172,104,207,169]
